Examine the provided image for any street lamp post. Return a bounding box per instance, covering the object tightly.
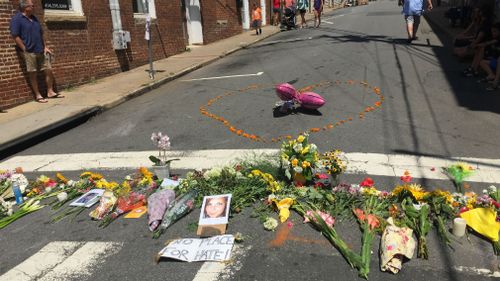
[144,0,155,79]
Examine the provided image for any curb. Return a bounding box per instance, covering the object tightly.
[0,29,282,158]
[0,107,101,159]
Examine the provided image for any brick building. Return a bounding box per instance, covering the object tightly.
[0,0,270,109]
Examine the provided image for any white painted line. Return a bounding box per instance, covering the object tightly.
[453,266,500,278]
[0,241,123,281]
[182,72,264,82]
[192,245,249,281]
[323,20,334,24]
[2,150,500,183]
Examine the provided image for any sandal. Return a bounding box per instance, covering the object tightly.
[35,97,48,103]
[477,77,495,83]
[48,93,65,99]
[486,83,499,91]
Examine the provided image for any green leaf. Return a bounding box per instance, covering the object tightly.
[149,155,161,165]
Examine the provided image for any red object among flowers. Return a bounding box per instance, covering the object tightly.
[360,177,374,187]
[400,170,412,183]
[354,208,380,230]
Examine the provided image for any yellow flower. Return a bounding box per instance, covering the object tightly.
[56,172,68,184]
[80,171,93,178]
[302,161,310,169]
[139,167,154,179]
[273,198,294,223]
[301,145,310,155]
[297,135,305,143]
[291,159,299,167]
[91,173,103,181]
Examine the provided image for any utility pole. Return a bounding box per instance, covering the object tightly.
[144,0,155,79]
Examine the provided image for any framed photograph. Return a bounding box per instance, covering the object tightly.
[69,189,104,207]
[198,194,232,226]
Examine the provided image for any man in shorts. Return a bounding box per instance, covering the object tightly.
[10,0,63,103]
[402,0,432,43]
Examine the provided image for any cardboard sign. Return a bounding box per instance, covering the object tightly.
[124,206,147,218]
[159,235,234,262]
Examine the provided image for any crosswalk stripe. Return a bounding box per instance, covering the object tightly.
[1,149,499,183]
[0,241,123,281]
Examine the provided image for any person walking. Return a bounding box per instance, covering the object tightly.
[402,0,432,43]
[273,0,281,26]
[313,0,323,28]
[251,3,262,35]
[297,0,309,28]
[10,0,63,103]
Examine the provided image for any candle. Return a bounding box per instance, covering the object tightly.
[452,218,467,237]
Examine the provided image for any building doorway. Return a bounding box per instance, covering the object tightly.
[184,0,203,45]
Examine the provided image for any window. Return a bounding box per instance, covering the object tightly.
[133,0,157,19]
[43,0,84,16]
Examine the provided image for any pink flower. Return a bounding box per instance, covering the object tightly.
[303,210,335,228]
[360,177,374,187]
[387,245,394,251]
[316,173,329,179]
[354,208,366,221]
[287,221,294,229]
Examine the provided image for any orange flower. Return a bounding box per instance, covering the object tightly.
[242,133,250,138]
[367,214,380,230]
[310,128,321,133]
[374,101,382,107]
[354,208,365,221]
[229,127,236,132]
[236,130,243,135]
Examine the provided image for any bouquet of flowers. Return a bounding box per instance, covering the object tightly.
[99,192,146,227]
[153,190,197,239]
[280,133,319,185]
[0,169,29,200]
[425,190,455,248]
[0,199,44,229]
[318,149,346,183]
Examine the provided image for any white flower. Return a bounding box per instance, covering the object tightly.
[57,192,68,202]
[293,143,303,153]
[263,217,278,231]
[45,187,52,193]
[268,194,276,201]
[10,173,29,193]
[67,180,75,187]
[488,185,497,193]
[204,167,222,180]
[293,166,303,174]
[483,189,488,194]
[236,172,245,179]
[282,159,290,167]
[309,144,317,152]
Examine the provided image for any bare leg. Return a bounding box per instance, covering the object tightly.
[406,22,414,39]
[45,69,57,96]
[479,60,495,79]
[28,72,43,100]
[471,47,485,71]
[412,16,421,39]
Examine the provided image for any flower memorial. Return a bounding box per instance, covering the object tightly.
[0,134,498,279]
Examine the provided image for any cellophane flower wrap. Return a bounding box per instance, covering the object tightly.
[153,189,197,239]
[99,192,146,227]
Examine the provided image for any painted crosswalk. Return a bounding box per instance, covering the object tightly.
[0,241,122,281]
[1,149,500,183]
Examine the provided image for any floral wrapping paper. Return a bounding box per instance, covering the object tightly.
[380,218,416,274]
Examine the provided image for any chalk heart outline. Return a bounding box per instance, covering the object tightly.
[199,80,384,142]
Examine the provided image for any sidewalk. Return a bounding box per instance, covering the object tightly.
[0,6,348,155]
[0,25,281,154]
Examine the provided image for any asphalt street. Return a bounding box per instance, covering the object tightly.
[1,1,499,280]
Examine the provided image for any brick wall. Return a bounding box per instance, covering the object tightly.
[200,0,243,44]
[0,0,32,107]
[0,0,187,109]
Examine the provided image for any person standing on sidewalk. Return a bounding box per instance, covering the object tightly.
[297,0,309,28]
[402,0,432,43]
[252,3,262,35]
[313,0,323,28]
[10,0,63,103]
